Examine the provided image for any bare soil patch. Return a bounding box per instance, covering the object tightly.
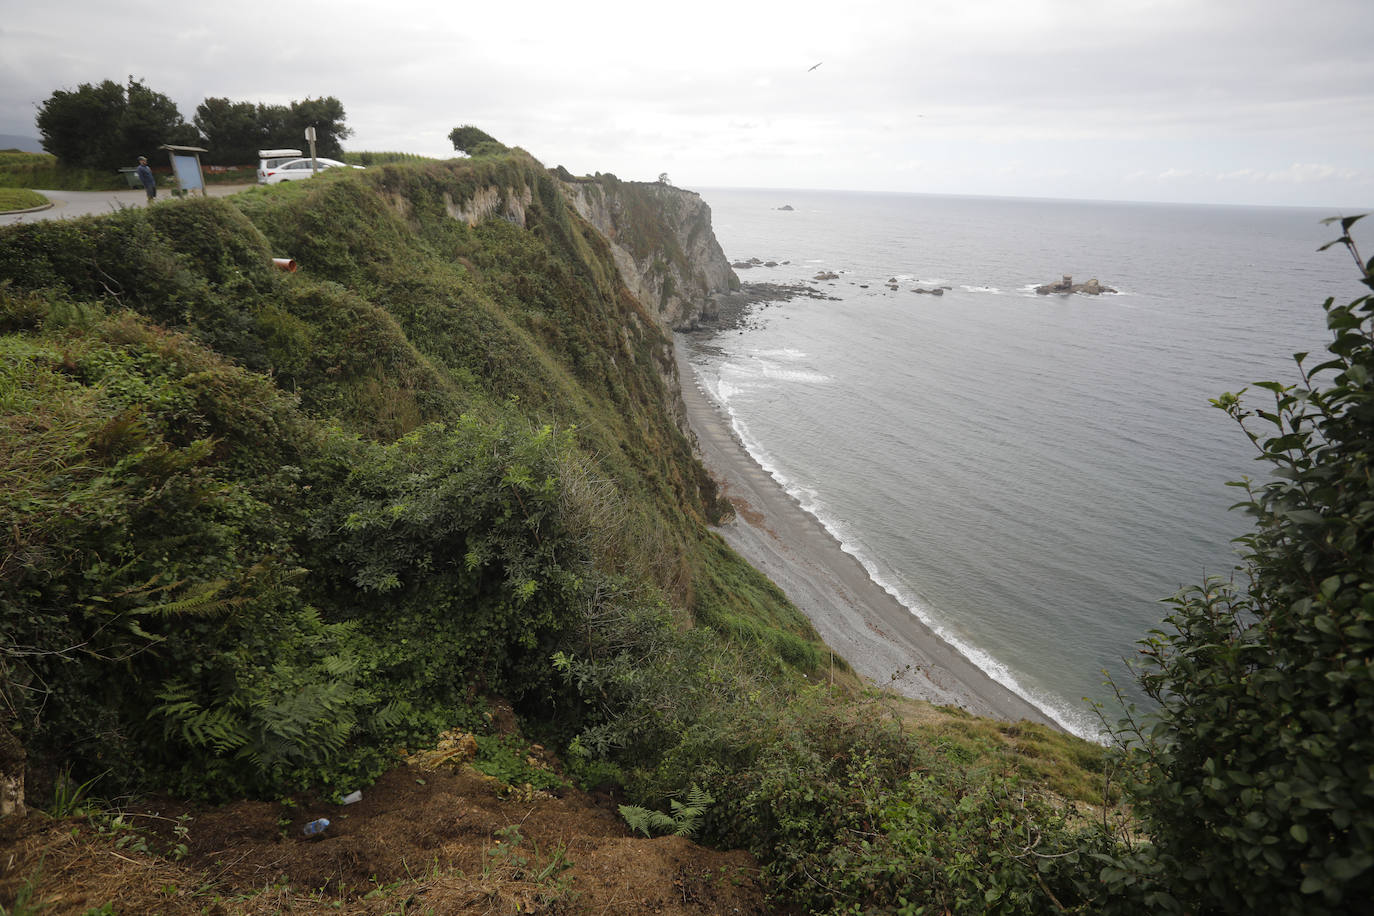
[0,761,776,914]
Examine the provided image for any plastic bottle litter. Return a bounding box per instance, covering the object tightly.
[340,790,362,805]
[302,818,330,837]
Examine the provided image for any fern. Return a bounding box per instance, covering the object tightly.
[139,579,237,617]
[668,785,713,838]
[618,804,677,838]
[152,680,245,754]
[618,785,714,838]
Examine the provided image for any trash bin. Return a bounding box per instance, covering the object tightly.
[118,168,141,189]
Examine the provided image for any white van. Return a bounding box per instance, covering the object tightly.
[257,149,303,184]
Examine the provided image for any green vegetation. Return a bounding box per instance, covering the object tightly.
[35,77,198,171]
[343,150,437,167]
[23,142,1365,913]
[1103,216,1374,914]
[620,785,714,837]
[194,95,351,165]
[31,78,352,173]
[0,189,47,211]
[0,151,820,798]
[448,124,509,157]
[0,150,123,191]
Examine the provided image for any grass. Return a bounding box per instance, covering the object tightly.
[342,150,439,166]
[894,695,1117,807]
[0,150,255,191]
[0,188,48,211]
[0,151,122,190]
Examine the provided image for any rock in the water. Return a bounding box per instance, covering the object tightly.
[778,204,795,211]
[814,271,840,281]
[1035,274,1117,295]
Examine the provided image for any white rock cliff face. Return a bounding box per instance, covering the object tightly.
[445,186,533,227]
[559,180,738,331]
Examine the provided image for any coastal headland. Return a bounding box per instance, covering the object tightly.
[674,333,1059,729]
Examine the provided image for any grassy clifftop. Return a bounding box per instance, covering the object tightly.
[0,152,1121,913]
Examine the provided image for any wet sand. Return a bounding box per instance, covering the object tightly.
[675,336,1058,728]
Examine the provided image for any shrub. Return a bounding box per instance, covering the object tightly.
[556,586,1117,914]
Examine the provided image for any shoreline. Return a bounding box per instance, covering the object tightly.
[674,333,1060,729]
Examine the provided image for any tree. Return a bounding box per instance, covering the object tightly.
[122,79,198,160]
[36,78,195,170]
[281,97,352,159]
[1111,217,1374,914]
[231,97,353,161]
[194,97,260,166]
[448,124,507,156]
[36,79,127,169]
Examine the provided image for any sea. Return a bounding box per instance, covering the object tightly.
[684,187,1368,739]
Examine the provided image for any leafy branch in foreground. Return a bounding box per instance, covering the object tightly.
[1105,216,1373,915]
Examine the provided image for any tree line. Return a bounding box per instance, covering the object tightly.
[35,77,351,171]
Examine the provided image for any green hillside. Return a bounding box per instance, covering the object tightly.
[1,151,1131,912]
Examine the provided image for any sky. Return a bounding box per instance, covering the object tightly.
[3,0,1372,208]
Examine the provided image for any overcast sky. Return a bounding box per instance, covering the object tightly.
[4,0,1372,207]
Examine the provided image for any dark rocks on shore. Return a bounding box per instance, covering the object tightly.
[814,271,840,281]
[687,282,840,335]
[1035,274,1117,295]
[912,287,947,296]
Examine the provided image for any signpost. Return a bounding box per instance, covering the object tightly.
[159,144,209,197]
[305,126,318,175]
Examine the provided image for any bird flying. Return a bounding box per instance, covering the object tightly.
[808,62,822,71]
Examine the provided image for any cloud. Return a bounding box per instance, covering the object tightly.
[1219,164,1367,185]
[3,0,1372,206]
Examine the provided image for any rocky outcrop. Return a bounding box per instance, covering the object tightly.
[444,185,533,227]
[559,177,739,331]
[1035,275,1117,295]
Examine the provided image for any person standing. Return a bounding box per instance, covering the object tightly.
[135,155,156,203]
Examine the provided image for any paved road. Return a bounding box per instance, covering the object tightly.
[1,184,253,227]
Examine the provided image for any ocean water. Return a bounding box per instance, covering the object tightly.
[686,188,1366,737]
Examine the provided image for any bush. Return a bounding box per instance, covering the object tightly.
[448,125,507,156]
[556,585,1118,914]
[0,306,352,798]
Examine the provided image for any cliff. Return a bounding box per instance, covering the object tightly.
[0,150,1114,915]
[558,174,739,330]
[0,149,811,805]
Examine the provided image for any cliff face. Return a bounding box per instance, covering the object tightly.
[559,177,739,331]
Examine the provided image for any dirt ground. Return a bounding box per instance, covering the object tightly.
[0,756,778,915]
